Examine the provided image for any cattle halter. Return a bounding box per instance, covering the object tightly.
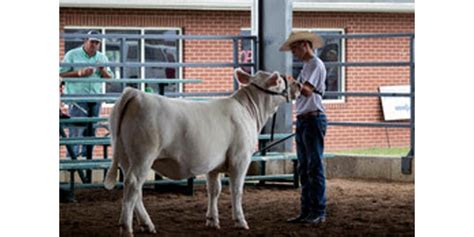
[250,75,290,102]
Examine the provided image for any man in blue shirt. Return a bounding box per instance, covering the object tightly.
[281,31,328,225]
[60,30,113,159]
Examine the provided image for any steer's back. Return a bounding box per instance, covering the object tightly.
[115,89,256,179]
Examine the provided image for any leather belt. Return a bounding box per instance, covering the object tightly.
[297,111,323,120]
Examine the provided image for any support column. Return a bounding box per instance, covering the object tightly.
[258,0,293,152]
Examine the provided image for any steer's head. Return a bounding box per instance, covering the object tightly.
[234,68,301,102]
[287,76,302,100]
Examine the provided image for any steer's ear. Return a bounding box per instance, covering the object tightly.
[235,68,251,85]
[265,71,280,87]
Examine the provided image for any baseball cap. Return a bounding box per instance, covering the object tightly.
[87,30,101,42]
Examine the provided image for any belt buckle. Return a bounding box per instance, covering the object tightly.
[298,111,319,120]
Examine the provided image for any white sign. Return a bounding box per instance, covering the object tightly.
[379,85,411,121]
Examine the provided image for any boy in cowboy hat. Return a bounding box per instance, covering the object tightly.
[281,31,328,225]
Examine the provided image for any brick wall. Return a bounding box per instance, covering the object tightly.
[59,8,414,158]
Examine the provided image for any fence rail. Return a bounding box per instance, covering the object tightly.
[61,78,203,83]
[61,33,258,41]
[59,32,415,201]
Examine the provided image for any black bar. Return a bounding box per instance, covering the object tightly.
[85,103,95,183]
[186,178,195,196]
[119,168,124,183]
[254,133,296,156]
[270,113,277,142]
[103,145,108,180]
[410,36,415,157]
[403,35,415,175]
[70,170,74,191]
[402,149,414,175]
[253,36,258,74]
[158,84,166,95]
[258,161,266,186]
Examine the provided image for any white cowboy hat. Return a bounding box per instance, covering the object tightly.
[279,31,324,51]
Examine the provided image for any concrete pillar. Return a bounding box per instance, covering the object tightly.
[258,0,293,152]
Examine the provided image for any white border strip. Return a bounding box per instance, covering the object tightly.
[59,0,414,13]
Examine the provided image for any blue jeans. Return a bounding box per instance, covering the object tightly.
[295,113,327,217]
[67,102,101,158]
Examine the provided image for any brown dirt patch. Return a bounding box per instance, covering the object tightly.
[60,178,414,236]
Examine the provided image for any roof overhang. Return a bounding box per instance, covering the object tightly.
[59,0,414,13]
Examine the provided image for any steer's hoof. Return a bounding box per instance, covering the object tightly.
[138,224,156,234]
[234,220,249,230]
[119,227,134,237]
[206,218,221,229]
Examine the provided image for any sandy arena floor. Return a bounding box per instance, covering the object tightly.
[60,178,414,236]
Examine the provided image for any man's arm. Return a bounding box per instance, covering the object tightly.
[59,52,77,77]
[60,68,95,78]
[60,70,81,78]
[98,55,113,79]
[98,67,113,78]
[59,51,95,78]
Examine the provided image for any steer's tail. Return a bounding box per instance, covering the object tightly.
[104,87,140,190]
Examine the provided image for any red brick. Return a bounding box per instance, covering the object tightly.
[59,8,414,155]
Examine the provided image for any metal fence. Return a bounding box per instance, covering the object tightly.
[60,32,414,174]
[60,33,258,94]
[315,32,415,174]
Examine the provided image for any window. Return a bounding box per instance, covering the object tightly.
[144,30,180,94]
[62,27,182,94]
[105,29,141,93]
[292,28,345,101]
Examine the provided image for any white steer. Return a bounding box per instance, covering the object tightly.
[104,68,301,236]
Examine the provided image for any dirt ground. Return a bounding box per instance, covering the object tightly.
[60,178,414,236]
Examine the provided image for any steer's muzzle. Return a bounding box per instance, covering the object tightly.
[285,76,302,100]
